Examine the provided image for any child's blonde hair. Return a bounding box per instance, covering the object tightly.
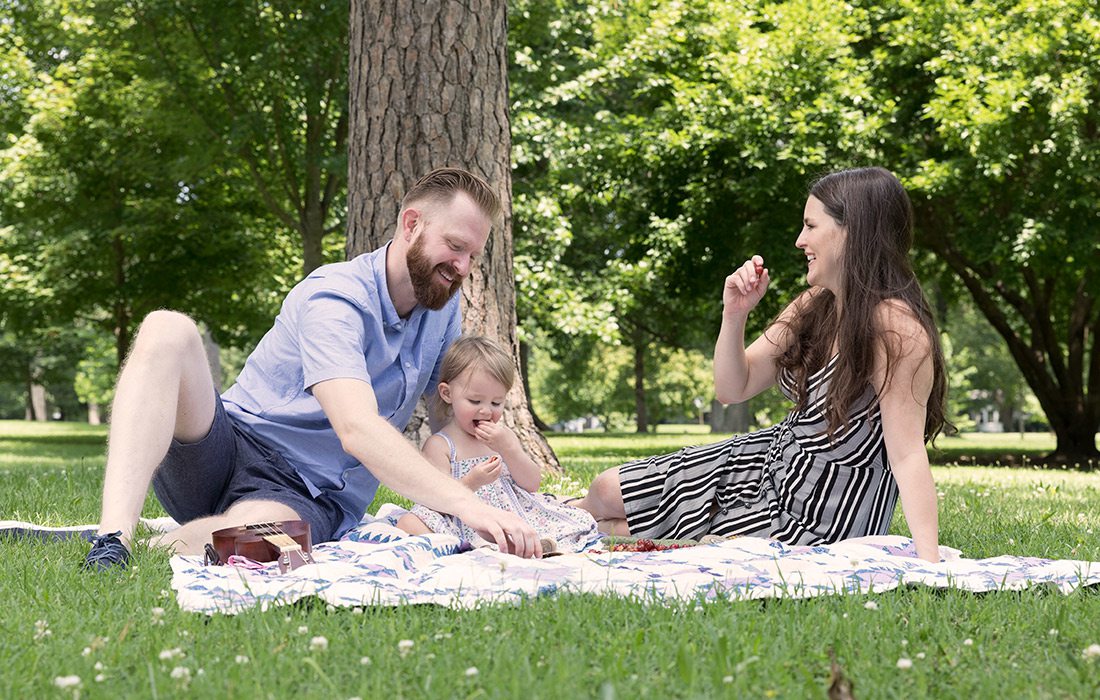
[439,335,515,392]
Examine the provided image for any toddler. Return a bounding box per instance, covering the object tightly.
[396,336,599,553]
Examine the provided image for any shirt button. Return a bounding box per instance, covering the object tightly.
[404,362,411,368]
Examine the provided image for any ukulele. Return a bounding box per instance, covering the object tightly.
[208,520,315,573]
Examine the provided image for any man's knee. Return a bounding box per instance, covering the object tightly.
[222,499,301,525]
[131,310,202,359]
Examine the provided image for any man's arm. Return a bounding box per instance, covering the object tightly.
[312,377,541,558]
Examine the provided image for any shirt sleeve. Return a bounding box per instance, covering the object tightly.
[298,290,373,391]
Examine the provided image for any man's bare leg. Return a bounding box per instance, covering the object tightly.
[96,311,218,546]
[574,466,632,536]
[151,499,302,555]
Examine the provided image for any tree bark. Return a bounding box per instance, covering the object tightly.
[633,327,648,433]
[347,0,559,471]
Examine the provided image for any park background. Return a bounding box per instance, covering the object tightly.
[1,1,1099,698]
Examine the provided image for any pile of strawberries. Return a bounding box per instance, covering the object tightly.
[607,539,694,552]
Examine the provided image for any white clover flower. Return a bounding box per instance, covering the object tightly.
[1049,628,1059,637]
[159,589,170,599]
[297,625,309,635]
[352,607,364,615]
[900,639,908,646]
[326,604,336,613]
[95,674,106,683]
[722,675,734,684]
[53,675,81,689]
[465,667,479,678]
[82,647,92,657]
[398,639,414,657]
[896,658,913,670]
[158,647,184,661]
[152,607,165,618]
[1083,644,1100,660]
[310,636,329,651]
[864,601,879,610]
[916,652,926,659]
[94,662,104,671]
[170,666,191,682]
[235,655,250,664]
[963,639,973,646]
[34,620,52,641]
[360,656,372,666]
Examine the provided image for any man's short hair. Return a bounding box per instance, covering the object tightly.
[401,167,503,225]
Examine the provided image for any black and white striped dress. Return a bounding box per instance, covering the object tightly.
[619,356,899,544]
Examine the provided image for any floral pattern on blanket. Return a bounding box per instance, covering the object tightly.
[170,506,1100,615]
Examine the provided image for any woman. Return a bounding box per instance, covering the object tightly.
[576,167,948,562]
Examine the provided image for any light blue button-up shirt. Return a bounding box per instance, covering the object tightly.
[222,243,461,536]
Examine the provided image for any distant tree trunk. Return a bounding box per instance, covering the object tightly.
[112,234,131,368]
[709,399,749,434]
[347,0,559,471]
[633,327,648,433]
[28,381,47,422]
[87,402,102,426]
[519,340,551,431]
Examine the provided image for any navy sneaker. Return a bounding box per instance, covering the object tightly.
[83,531,131,572]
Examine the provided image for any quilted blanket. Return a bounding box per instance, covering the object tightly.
[170,506,1100,614]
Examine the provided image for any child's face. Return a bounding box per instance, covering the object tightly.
[439,368,507,436]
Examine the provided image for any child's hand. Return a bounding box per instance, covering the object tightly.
[473,419,521,453]
[464,455,503,490]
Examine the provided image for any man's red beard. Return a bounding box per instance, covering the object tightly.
[407,234,464,310]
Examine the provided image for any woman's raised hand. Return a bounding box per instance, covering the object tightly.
[722,255,769,317]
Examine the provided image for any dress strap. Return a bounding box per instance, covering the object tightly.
[436,431,458,466]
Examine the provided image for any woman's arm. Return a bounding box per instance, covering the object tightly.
[874,300,939,562]
[714,260,806,404]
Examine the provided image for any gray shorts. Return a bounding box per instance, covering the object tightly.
[151,396,343,544]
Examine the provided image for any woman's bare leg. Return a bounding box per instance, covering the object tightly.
[575,466,632,535]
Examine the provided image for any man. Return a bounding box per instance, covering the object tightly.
[84,167,541,571]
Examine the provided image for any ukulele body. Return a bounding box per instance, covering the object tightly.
[210,520,313,573]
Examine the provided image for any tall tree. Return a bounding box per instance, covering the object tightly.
[871,0,1100,461]
[510,0,885,431]
[1,0,277,366]
[347,0,557,469]
[97,0,349,276]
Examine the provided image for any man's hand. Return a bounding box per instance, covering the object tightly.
[462,455,503,490]
[456,500,542,558]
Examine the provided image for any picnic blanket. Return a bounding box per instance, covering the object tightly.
[170,505,1100,614]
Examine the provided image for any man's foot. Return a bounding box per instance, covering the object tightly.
[83,531,131,572]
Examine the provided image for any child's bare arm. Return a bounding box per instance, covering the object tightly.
[421,435,455,474]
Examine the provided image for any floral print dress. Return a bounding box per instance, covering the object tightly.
[410,432,600,553]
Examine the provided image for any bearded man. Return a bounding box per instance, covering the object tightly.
[84,168,541,571]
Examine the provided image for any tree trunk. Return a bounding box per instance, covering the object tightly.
[709,399,749,434]
[633,328,648,433]
[347,0,559,471]
[519,340,551,432]
[29,382,48,422]
[916,204,1100,465]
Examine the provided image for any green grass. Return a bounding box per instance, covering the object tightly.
[2,420,1099,698]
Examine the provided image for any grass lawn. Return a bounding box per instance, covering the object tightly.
[2,420,1099,698]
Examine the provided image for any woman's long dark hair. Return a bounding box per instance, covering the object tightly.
[776,167,948,442]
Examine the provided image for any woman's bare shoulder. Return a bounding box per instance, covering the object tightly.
[874,299,931,350]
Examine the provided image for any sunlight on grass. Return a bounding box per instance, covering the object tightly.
[2,421,1098,699]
